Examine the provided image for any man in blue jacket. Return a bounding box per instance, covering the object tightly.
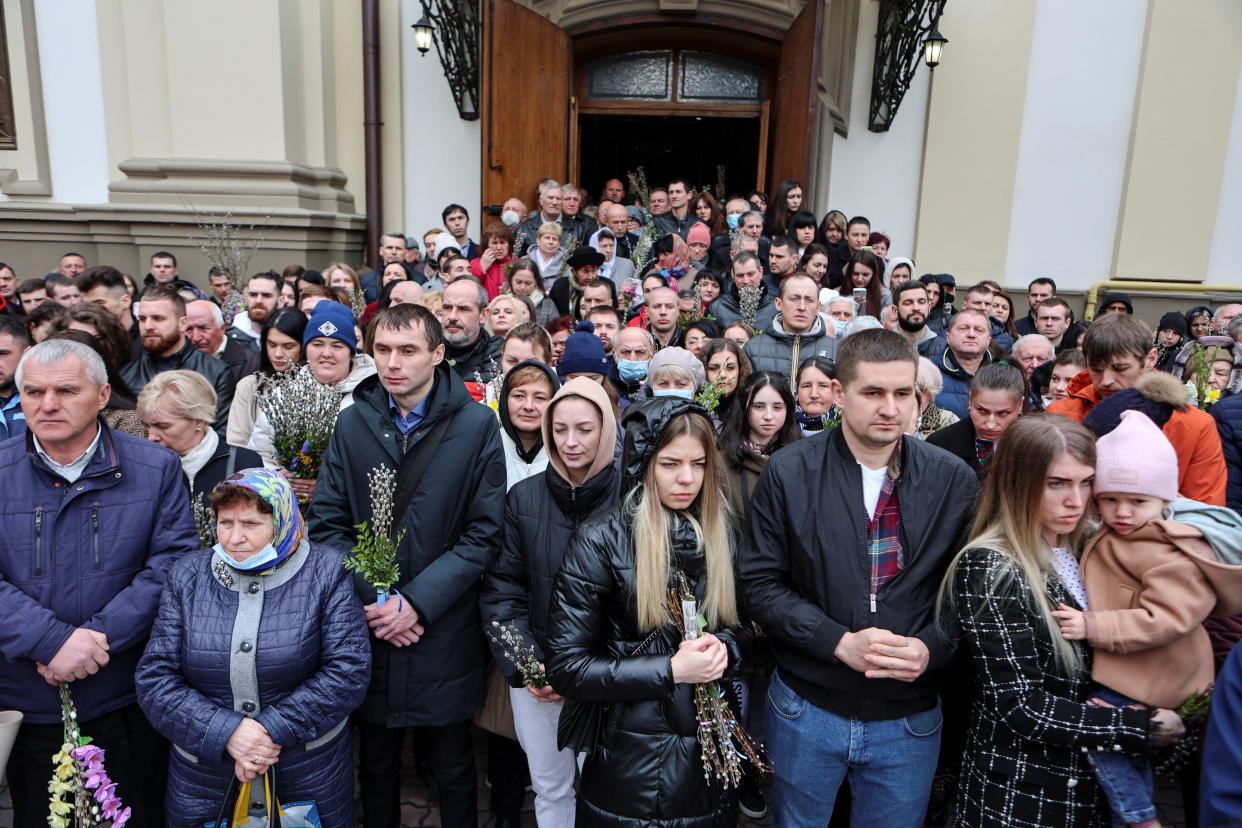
[0,338,198,827]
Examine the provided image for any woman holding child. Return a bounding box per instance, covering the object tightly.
[942,414,1188,828]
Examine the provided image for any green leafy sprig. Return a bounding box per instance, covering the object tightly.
[343,465,404,592]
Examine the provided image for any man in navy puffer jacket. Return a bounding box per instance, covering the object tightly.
[0,338,198,827]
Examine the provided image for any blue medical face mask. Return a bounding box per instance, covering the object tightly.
[727,214,741,231]
[617,359,649,382]
[653,388,694,400]
[833,318,850,335]
[213,543,279,572]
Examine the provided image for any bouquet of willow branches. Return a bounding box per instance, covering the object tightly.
[348,287,366,322]
[626,166,651,207]
[1155,685,1213,777]
[668,573,768,789]
[486,620,548,688]
[191,492,217,548]
[257,363,342,479]
[738,286,764,334]
[343,465,405,605]
[630,219,658,274]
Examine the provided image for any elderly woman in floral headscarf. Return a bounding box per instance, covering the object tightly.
[643,233,700,291]
[136,468,370,828]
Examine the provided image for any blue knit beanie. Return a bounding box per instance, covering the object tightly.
[303,301,357,353]
[557,321,609,378]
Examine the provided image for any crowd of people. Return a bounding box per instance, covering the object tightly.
[2,175,1242,828]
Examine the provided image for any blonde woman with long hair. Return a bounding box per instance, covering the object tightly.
[941,414,1184,828]
[546,397,751,826]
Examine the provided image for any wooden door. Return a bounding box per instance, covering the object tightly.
[767,0,823,189]
[481,0,572,214]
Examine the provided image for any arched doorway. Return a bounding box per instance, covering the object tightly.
[480,0,824,211]
[574,46,769,197]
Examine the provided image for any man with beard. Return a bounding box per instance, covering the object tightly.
[184,299,259,383]
[227,272,279,352]
[893,281,945,357]
[441,277,502,395]
[121,284,235,432]
[0,315,30,439]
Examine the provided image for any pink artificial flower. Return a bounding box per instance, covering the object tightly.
[93,781,117,805]
[71,745,104,767]
[83,764,109,789]
[113,806,132,827]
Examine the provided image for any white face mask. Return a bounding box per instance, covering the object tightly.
[501,210,521,227]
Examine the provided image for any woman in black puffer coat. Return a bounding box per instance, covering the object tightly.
[546,397,754,827]
[481,376,620,825]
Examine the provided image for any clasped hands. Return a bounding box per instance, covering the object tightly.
[365,597,425,647]
[226,718,282,782]
[671,633,728,684]
[36,628,110,685]
[834,627,930,682]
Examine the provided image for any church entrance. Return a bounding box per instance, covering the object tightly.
[480,0,825,214]
[577,113,761,200]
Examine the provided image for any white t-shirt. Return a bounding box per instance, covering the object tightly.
[859,462,888,520]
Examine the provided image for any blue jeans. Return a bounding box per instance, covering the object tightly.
[1087,686,1157,824]
[764,670,942,828]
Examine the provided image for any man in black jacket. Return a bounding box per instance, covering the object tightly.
[120,284,235,432]
[184,299,259,384]
[1013,277,1056,336]
[740,328,976,828]
[308,302,505,828]
[441,277,502,391]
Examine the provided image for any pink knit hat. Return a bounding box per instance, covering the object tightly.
[1094,410,1179,501]
[687,222,711,247]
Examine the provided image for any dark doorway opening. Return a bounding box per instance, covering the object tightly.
[579,114,760,202]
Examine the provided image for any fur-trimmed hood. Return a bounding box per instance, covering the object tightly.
[1134,370,1191,408]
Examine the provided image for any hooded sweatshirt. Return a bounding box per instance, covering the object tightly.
[1081,500,1242,708]
[542,376,620,491]
[497,359,561,490]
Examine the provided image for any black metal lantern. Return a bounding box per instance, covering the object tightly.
[411,1,479,120]
[923,29,948,69]
[868,0,947,132]
[412,15,433,56]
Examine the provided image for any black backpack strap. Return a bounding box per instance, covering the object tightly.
[392,414,453,523]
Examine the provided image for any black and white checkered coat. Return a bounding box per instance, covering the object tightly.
[950,547,1153,828]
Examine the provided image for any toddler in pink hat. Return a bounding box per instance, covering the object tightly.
[1052,410,1242,827]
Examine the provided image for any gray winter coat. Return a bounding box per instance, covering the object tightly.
[744,315,836,381]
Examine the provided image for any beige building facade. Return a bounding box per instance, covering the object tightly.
[0,0,1238,301]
